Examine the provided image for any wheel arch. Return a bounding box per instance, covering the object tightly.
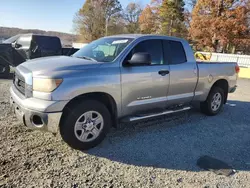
[210,79,229,104]
[60,92,118,128]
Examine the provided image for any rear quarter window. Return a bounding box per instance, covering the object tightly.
[34,36,62,51]
[168,41,187,64]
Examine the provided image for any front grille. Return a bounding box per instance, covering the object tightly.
[13,73,25,95]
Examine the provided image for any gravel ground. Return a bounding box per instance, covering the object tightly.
[0,78,250,188]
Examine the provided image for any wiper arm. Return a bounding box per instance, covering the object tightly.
[77,56,97,62]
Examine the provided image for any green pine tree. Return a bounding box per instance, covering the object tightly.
[159,0,186,37]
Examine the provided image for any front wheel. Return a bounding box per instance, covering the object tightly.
[200,87,225,116]
[60,100,111,150]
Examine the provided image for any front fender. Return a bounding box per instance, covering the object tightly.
[51,67,121,116]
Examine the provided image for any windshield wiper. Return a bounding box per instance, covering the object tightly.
[76,56,97,62]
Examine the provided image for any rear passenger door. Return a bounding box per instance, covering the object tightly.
[163,40,198,107]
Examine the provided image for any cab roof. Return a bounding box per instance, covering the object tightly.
[104,34,186,42]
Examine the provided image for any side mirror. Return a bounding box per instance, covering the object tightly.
[12,43,22,49]
[127,52,151,65]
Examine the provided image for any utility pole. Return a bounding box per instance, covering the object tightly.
[169,20,173,36]
[105,18,108,36]
[213,0,224,52]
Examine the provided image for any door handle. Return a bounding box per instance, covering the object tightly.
[158,70,170,76]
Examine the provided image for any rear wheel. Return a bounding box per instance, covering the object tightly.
[0,62,10,77]
[60,100,111,150]
[200,87,224,116]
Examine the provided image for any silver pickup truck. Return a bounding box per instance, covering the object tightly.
[10,34,239,150]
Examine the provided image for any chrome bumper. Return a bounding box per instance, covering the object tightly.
[10,85,68,133]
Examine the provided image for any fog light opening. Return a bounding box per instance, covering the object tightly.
[32,115,44,127]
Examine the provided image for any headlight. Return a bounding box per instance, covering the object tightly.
[33,78,63,92]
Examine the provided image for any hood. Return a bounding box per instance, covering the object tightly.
[19,56,103,77]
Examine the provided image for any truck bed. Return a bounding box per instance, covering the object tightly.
[197,61,237,65]
[194,60,238,102]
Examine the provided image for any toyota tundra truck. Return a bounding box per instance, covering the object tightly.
[10,35,239,150]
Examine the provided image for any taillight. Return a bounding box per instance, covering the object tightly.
[235,65,240,74]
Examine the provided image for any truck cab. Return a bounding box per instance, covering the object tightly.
[10,34,238,150]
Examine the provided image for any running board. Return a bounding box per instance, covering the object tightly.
[128,107,191,122]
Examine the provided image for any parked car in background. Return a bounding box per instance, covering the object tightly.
[10,34,239,150]
[0,34,79,76]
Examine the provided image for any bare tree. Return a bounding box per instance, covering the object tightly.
[73,0,122,41]
[123,2,142,33]
[101,0,122,36]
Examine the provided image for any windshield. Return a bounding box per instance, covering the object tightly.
[72,37,133,62]
[3,34,22,44]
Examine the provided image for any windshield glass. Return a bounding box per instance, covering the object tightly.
[72,37,133,62]
[3,34,22,44]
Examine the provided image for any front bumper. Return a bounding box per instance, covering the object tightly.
[10,85,68,133]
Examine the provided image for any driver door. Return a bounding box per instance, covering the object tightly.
[121,39,170,117]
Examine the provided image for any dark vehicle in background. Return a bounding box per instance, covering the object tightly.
[0,34,79,76]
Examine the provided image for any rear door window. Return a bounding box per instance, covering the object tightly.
[163,40,187,64]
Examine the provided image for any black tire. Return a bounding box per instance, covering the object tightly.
[60,100,111,150]
[0,62,10,78]
[200,87,225,116]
